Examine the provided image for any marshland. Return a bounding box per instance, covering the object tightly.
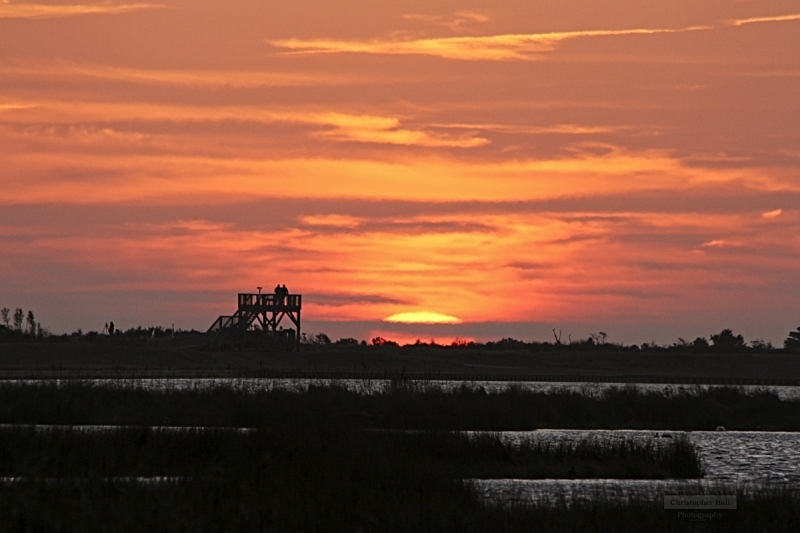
[2,375,800,531]
[3,334,800,530]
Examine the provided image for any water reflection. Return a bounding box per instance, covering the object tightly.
[471,430,800,506]
[5,378,800,503]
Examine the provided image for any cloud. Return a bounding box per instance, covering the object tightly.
[4,137,796,206]
[401,10,490,31]
[1,100,489,148]
[701,239,742,248]
[0,103,36,111]
[3,63,360,88]
[506,261,548,270]
[0,2,164,19]
[269,26,708,61]
[308,292,409,307]
[300,214,362,228]
[436,122,618,135]
[727,13,800,26]
[762,209,782,219]
[313,112,489,147]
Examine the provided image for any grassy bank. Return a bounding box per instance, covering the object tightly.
[0,424,794,532]
[4,340,800,383]
[2,383,799,531]
[0,426,701,480]
[2,380,799,430]
[4,480,798,533]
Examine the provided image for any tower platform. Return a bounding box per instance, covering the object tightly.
[207,291,301,351]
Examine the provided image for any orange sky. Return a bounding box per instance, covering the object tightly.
[1,0,798,344]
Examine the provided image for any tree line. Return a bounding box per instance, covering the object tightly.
[0,306,43,337]
[2,301,799,353]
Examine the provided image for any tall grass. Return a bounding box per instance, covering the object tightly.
[0,426,701,480]
[1,380,798,430]
[0,425,794,532]
[1,383,798,532]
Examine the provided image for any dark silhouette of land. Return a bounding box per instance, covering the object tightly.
[1,381,798,532]
[3,339,800,384]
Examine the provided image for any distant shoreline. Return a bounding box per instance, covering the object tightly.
[4,341,800,383]
[2,369,800,386]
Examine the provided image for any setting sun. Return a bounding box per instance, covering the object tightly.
[385,312,462,324]
[1,0,798,345]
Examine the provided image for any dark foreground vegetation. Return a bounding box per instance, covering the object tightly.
[0,424,795,532]
[2,382,800,531]
[3,381,800,431]
[0,383,800,532]
[0,426,701,481]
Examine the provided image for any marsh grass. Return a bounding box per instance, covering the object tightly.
[463,432,702,479]
[1,383,798,532]
[0,426,701,480]
[0,427,793,532]
[1,380,798,430]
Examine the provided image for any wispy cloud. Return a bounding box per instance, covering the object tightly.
[401,10,490,31]
[727,13,800,26]
[762,209,782,219]
[2,100,489,148]
[0,103,36,111]
[270,26,708,61]
[3,63,361,88]
[314,112,488,147]
[701,239,743,248]
[301,214,362,228]
[435,122,618,135]
[0,2,164,19]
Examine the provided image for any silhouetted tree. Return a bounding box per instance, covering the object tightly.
[12,308,24,333]
[710,329,745,349]
[26,311,36,336]
[692,337,709,349]
[750,338,773,351]
[312,333,331,345]
[589,332,608,344]
[785,327,800,353]
[0,307,9,328]
[334,337,360,345]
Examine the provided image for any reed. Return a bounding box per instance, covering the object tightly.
[0,426,701,480]
[1,383,797,532]
[0,426,793,532]
[1,380,798,430]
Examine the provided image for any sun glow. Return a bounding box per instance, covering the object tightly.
[385,312,462,324]
[1,0,798,342]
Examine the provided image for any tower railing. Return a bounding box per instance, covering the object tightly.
[206,291,302,351]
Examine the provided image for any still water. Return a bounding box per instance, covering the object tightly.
[5,378,800,503]
[471,430,800,506]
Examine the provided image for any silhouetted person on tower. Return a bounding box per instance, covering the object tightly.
[281,284,289,305]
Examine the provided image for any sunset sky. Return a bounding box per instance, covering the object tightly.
[1,0,798,345]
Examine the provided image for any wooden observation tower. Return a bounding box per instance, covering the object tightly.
[206,288,301,351]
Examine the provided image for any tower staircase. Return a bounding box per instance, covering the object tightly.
[206,291,301,351]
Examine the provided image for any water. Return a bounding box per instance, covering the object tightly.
[5,378,800,502]
[470,430,800,506]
